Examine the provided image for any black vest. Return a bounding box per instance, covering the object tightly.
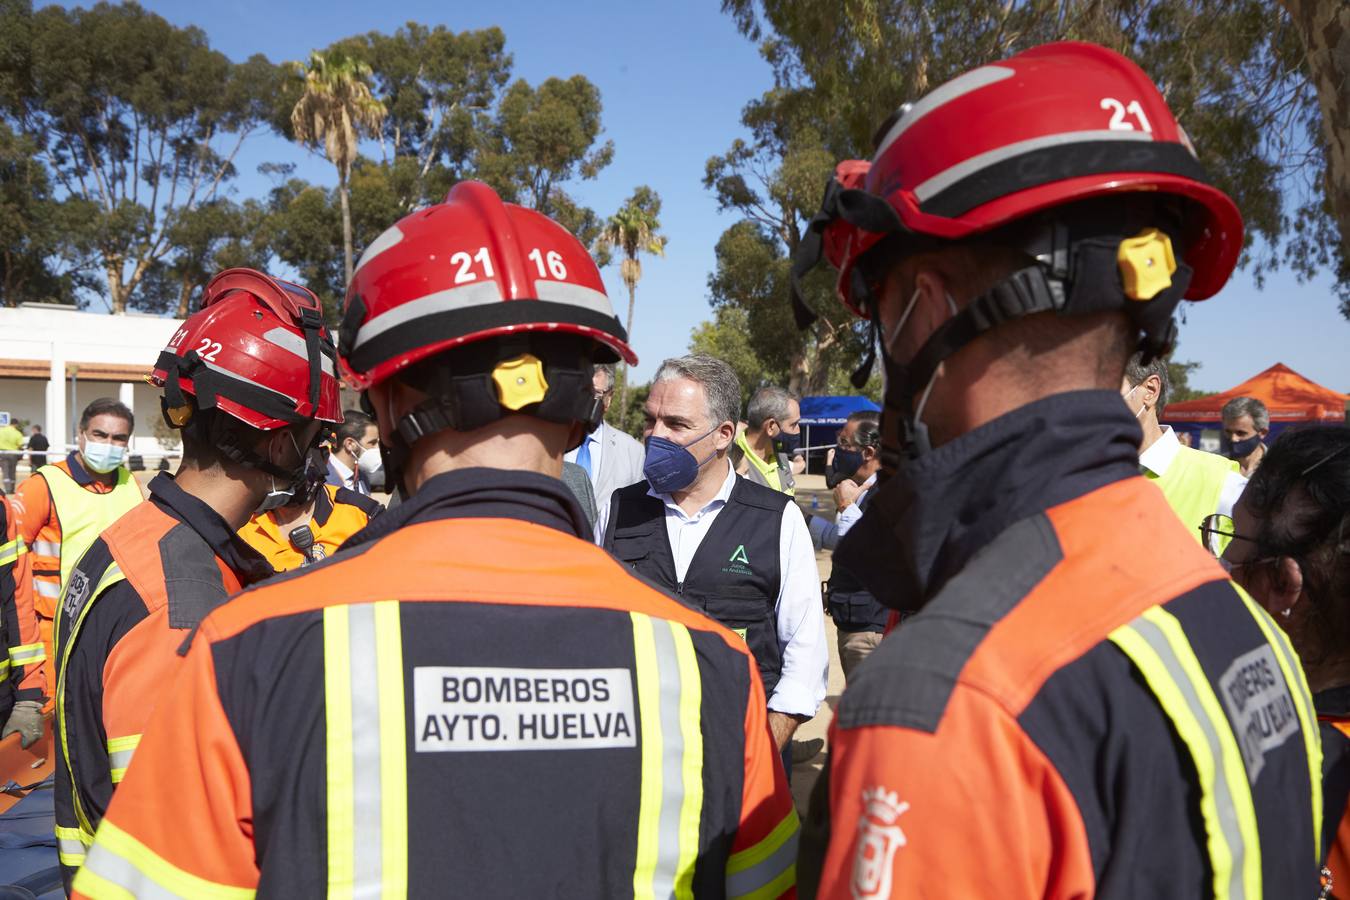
[826,488,889,633]
[604,477,787,696]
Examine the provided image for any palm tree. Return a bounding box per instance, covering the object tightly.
[290,51,387,288]
[598,186,666,428]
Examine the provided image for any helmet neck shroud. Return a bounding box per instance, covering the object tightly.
[854,194,1196,468]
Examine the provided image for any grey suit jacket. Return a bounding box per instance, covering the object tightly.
[567,421,645,510]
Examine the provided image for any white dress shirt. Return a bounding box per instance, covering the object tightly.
[327,455,369,496]
[565,426,604,486]
[1140,425,1246,519]
[596,460,829,719]
[834,473,877,538]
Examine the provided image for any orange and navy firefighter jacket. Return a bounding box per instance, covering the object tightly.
[53,472,273,884]
[800,391,1324,899]
[73,469,799,899]
[13,453,144,695]
[1318,688,1350,898]
[0,495,44,716]
[238,482,384,571]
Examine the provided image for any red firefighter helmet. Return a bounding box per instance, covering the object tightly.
[807,41,1243,318]
[338,181,636,390]
[151,268,342,430]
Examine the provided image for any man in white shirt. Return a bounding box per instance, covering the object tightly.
[565,364,646,507]
[596,355,829,762]
[1122,352,1245,548]
[326,409,380,495]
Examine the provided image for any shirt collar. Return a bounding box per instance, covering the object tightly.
[65,451,97,486]
[647,459,736,522]
[1139,424,1181,476]
[147,472,274,585]
[329,455,355,482]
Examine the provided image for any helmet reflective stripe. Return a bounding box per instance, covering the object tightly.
[914,129,1156,204]
[532,280,617,317]
[353,281,503,351]
[261,327,337,378]
[875,65,1015,156]
[354,224,405,277]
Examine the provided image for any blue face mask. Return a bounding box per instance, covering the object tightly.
[1226,434,1262,460]
[81,440,126,474]
[772,428,802,456]
[833,446,865,481]
[643,426,720,494]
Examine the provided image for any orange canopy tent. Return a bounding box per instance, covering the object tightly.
[1162,363,1348,427]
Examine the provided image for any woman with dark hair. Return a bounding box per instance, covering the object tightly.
[1218,425,1350,896]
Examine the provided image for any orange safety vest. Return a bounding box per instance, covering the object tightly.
[238,484,382,571]
[0,496,44,704]
[54,500,249,868]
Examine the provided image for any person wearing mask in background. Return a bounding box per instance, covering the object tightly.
[74,185,796,899]
[1217,426,1350,895]
[0,492,45,749]
[0,420,23,494]
[12,399,143,698]
[599,355,829,776]
[564,362,646,507]
[805,411,888,681]
[52,269,340,883]
[1223,395,1271,477]
[1123,351,1245,547]
[26,425,48,471]
[795,42,1323,895]
[734,386,803,496]
[326,408,381,495]
[239,447,384,571]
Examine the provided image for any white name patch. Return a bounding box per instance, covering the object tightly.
[413,666,636,752]
[1219,645,1300,783]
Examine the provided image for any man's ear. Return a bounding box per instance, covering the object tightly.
[1274,556,1304,615]
[713,421,736,452]
[1145,375,1162,410]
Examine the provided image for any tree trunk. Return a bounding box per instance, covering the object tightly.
[339,169,354,289]
[107,263,127,314]
[616,278,638,431]
[1282,0,1350,306]
[175,274,194,318]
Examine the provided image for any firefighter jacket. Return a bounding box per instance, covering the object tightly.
[1318,687,1350,898]
[73,468,799,899]
[801,391,1324,899]
[13,453,143,693]
[0,495,44,715]
[238,483,384,571]
[53,472,273,882]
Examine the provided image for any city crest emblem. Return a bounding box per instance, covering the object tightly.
[852,786,909,900]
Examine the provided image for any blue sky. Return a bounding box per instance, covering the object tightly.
[60,0,1349,393]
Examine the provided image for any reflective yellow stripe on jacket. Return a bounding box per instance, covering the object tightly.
[0,537,24,566]
[324,601,409,898]
[8,643,44,668]
[73,819,256,899]
[1111,605,1262,900]
[630,611,706,900]
[726,810,798,899]
[107,734,141,785]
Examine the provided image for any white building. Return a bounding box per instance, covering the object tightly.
[0,303,184,458]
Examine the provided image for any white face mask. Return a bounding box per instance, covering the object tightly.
[357,445,384,479]
[81,440,126,474]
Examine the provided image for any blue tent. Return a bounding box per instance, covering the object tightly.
[797,395,881,473]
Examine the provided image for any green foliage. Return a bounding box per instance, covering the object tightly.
[709,0,1349,392]
[598,185,666,429]
[690,305,779,411]
[606,367,650,439]
[0,0,283,311]
[1167,358,1212,404]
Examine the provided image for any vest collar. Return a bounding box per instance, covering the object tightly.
[65,451,98,486]
[340,467,589,554]
[147,473,274,586]
[312,484,336,527]
[834,390,1141,613]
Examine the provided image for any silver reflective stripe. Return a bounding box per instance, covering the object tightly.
[260,327,337,378]
[8,644,43,665]
[34,579,59,598]
[649,618,688,898]
[353,224,404,276]
[57,833,86,865]
[1133,616,1247,900]
[80,842,187,899]
[532,279,617,317]
[913,129,1156,203]
[726,827,799,898]
[347,603,383,894]
[353,281,503,350]
[33,540,60,557]
[107,747,135,773]
[874,64,1016,156]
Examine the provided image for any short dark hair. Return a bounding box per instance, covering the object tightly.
[846,410,881,448]
[30,425,41,432]
[80,398,134,433]
[1124,351,1170,412]
[336,409,375,446]
[1244,425,1350,656]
